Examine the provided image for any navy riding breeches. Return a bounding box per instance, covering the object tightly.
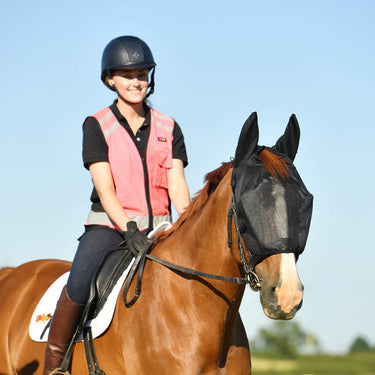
[66,226,124,304]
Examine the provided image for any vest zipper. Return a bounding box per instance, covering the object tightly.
[141,156,154,232]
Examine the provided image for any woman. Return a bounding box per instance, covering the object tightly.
[43,36,190,374]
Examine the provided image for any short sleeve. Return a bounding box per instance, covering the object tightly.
[82,116,109,169]
[172,121,188,167]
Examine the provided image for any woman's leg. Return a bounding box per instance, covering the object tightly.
[67,228,123,304]
[43,227,123,374]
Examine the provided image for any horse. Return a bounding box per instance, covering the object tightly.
[0,112,313,374]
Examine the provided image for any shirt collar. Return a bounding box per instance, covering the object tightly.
[110,100,151,129]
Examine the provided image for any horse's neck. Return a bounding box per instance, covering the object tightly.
[159,171,241,284]
[152,172,245,341]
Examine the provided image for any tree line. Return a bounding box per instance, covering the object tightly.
[250,321,375,358]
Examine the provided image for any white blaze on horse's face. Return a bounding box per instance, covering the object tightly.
[256,251,304,320]
[252,178,304,320]
[271,179,304,317]
[274,253,303,316]
[271,178,288,238]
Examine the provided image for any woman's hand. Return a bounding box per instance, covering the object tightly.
[122,221,152,254]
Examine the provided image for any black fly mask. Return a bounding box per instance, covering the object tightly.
[231,112,313,268]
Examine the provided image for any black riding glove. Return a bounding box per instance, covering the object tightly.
[122,221,152,254]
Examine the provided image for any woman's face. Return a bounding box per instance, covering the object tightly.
[110,68,149,104]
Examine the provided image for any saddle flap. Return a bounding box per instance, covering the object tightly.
[89,247,134,319]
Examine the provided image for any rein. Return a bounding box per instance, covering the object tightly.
[123,193,261,306]
[146,254,248,284]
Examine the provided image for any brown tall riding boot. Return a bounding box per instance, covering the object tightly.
[43,286,84,375]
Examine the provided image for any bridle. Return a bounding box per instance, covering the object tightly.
[227,194,262,291]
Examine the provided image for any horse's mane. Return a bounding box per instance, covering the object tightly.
[156,162,232,241]
[156,149,289,242]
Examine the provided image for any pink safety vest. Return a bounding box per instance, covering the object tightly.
[86,107,174,230]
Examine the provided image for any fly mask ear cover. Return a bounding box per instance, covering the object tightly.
[231,112,313,267]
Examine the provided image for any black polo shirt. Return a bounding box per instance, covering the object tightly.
[82,102,188,209]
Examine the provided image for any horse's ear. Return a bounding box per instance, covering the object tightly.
[275,114,300,161]
[232,112,259,167]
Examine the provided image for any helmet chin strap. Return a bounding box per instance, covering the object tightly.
[145,67,155,98]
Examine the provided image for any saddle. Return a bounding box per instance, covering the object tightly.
[84,220,172,321]
[86,242,134,320]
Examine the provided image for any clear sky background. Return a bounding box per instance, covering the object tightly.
[1,0,374,354]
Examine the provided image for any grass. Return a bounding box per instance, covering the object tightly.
[251,352,375,375]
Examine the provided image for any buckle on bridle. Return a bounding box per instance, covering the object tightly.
[247,270,261,291]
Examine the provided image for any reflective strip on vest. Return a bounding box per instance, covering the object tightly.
[85,107,174,230]
[86,210,172,231]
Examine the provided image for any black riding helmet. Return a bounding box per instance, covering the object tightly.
[101,36,156,97]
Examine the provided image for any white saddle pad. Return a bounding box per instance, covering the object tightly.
[29,261,133,342]
[29,221,172,342]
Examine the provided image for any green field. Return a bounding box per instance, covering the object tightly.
[251,353,375,375]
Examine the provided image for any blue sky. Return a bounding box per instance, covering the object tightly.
[1,0,374,354]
